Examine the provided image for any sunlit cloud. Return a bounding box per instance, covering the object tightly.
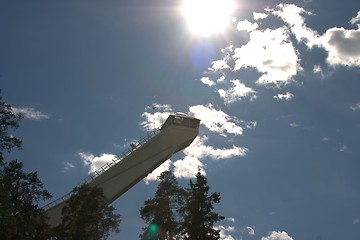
[173,136,247,178]
[350,11,360,25]
[272,4,360,67]
[173,156,204,178]
[272,4,319,48]
[253,12,268,20]
[12,107,50,120]
[237,19,259,32]
[261,231,294,240]
[274,92,294,101]
[78,152,116,174]
[141,103,173,130]
[218,80,257,104]
[210,59,230,71]
[216,225,236,240]
[183,136,248,160]
[233,26,301,85]
[318,27,360,67]
[144,160,172,184]
[200,76,216,86]
[189,104,244,136]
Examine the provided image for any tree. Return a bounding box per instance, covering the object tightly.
[0,92,22,163]
[0,160,52,239]
[180,170,225,240]
[140,171,185,240]
[0,91,52,239]
[52,184,121,240]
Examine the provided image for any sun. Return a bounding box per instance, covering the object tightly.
[181,0,235,37]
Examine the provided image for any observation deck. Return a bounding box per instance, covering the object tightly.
[44,113,200,227]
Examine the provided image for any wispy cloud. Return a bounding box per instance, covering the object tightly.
[12,107,50,120]
[274,92,294,101]
[141,103,173,130]
[261,231,294,240]
[62,161,75,172]
[339,143,348,152]
[350,102,360,111]
[350,11,360,25]
[289,122,301,128]
[173,136,247,178]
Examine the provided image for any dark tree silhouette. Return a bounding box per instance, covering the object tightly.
[0,91,52,239]
[180,170,225,240]
[52,184,121,240]
[140,171,185,240]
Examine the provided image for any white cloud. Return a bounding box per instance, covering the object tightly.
[173,156,204,178]
[218,80,257,104]
[246,226,255,236]
[237,19,259,32]
[200,76,216,86]
[350,102,360,111]
[261,231,294,240]
[217,225,236,240]
[183,136,248,160]
[350,11,360,25]
[173,136,247,178]
[274,92,294,101]
[12,107,50,120]
[144,159,171,184]
[318,27,360,67]
[78,152,117,174]
[141,104,173,131]
[189,104,244,136]
[272,4,319,48]
[253,12,268,20]
[210,59,230,71]
[233,27,301,86]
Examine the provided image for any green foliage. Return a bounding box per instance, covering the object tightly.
[140,170,225,240]
[52,184,121,240]
[0,160,52,239]
[140,171,185,240]
[0,92,22,163]
[0,91,52,239]
[180,171,225,240]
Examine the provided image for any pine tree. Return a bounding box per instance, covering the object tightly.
[0,91,52,239]
[52,184,121,240]
[140,171,185,240]
[180,170,225,240]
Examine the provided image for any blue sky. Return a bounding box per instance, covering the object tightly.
[1,0,360,239]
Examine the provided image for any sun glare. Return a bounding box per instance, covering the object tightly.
[181,0,235,37]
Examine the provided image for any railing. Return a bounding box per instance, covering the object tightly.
[42,129,160,210]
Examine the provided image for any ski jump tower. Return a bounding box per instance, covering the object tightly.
[44,113,200,227]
